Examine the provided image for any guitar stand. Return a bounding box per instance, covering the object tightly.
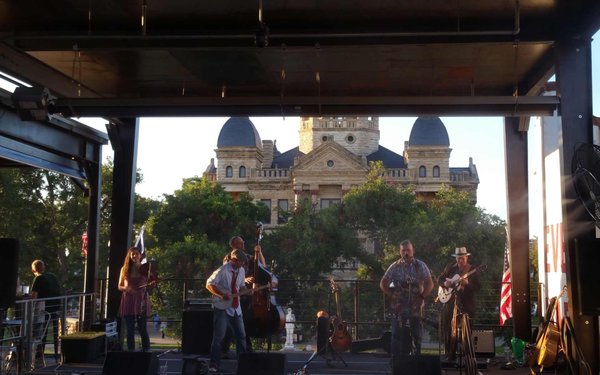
[323,343,348,368]
[294,342,347,375]
[292,316,348,375]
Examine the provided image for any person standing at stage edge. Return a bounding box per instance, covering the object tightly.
[118,247,151,352]
[437,246,481,361]
[206,249,250,373]
[31,259,62,360]
[380,240,434,357]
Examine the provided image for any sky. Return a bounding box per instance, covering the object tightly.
[81,115,508,218]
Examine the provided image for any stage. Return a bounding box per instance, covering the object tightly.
[29,350,533,375]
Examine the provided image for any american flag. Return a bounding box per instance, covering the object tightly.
[134,224,147,264]
[81,231,88,257]
[500,229,512,326]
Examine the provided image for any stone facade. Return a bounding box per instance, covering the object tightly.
[206,116,479,228]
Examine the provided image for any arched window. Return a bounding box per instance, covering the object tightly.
[239,166,246,177]
[419,166,426,177]
[225,166,233,177]
[433,165,440,177]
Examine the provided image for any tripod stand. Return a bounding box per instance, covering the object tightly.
[441,296,478,375]
[293,316,348,375]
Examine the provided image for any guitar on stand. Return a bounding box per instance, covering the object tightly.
[328,279,352,353]
[531,285,567,373]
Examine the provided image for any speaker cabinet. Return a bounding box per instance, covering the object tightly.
[103,351,158,375]
[236,352,286,375]
[393,355,441,375]
[575,237,600,315]
[316,316,329,353]
[472,330,495,357]
[182,308,213,354]
[0,238,19,309]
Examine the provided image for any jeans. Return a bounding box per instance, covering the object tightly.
[391,315,422,357]
[123,315,150,351]
[210,309,247,368]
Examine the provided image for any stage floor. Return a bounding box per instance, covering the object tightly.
[30,350,532,375]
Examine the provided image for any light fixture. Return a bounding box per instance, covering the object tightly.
[11,86,56,121]
[254,0,269,48]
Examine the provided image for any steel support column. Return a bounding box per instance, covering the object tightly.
[555,37,599,373]
[504,117,531,341]
[84,155,102,295]
[106,118,139,320]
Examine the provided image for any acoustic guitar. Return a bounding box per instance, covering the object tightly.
[328,279,352,352]
[533,285,567,370]
[437,264,486,304]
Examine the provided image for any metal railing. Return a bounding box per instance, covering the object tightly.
[1,293,96,373]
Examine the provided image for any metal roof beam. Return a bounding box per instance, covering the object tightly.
[53,95,559,118]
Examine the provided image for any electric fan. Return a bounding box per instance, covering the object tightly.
[572,143,600,228]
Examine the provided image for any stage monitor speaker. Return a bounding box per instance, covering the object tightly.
[0,238,19,309]
[182,308,213,354]
[236,352,286,375]
[575,237,600,315]
[393,355,441,375]
[103,351,158,375]
[472,330,495,357]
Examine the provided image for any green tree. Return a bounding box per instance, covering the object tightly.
[342,161,423,251]
[151,178,266,248]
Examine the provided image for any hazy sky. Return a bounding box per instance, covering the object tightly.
[81,116,508,218]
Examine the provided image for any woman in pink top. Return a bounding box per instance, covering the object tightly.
[118,247,151,351]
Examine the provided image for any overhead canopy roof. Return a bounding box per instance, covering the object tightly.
[1,0,599,118]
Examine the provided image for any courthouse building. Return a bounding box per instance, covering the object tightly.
[204,116,479,228]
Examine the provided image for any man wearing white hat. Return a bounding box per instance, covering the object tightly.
[437,246,482,362]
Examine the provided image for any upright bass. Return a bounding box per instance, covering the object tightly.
[243,222,285,340]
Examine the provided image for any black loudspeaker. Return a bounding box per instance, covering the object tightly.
[0,238,19,309]
[393,355,441,375]
[103,351,158,375]
[182,307,213,354]
[316,316,329,353]
[575,237,600,315]
[236,352,286,375]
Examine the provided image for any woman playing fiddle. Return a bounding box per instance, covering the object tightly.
[118,246,151,352]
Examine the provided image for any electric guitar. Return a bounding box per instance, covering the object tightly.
[329,279,352,352]
[437,264,486,304]
[211,284,270,310]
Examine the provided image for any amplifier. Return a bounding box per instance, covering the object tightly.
[472,330,495,357]
[184,298,212,309]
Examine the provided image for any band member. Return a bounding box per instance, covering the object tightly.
[380,240,434,356]
[118,247,151,352]
[437,247,481,361]
[222,236,263,353]
[206,249,250,373]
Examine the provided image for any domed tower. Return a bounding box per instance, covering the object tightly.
[299,116,379,156]
[405,117,451,185]
[215,117,263,189]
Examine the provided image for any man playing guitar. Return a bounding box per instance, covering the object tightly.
[380,240,434,357]
[437,247,482,362]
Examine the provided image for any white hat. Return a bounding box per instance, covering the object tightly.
[452,247,471,257]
